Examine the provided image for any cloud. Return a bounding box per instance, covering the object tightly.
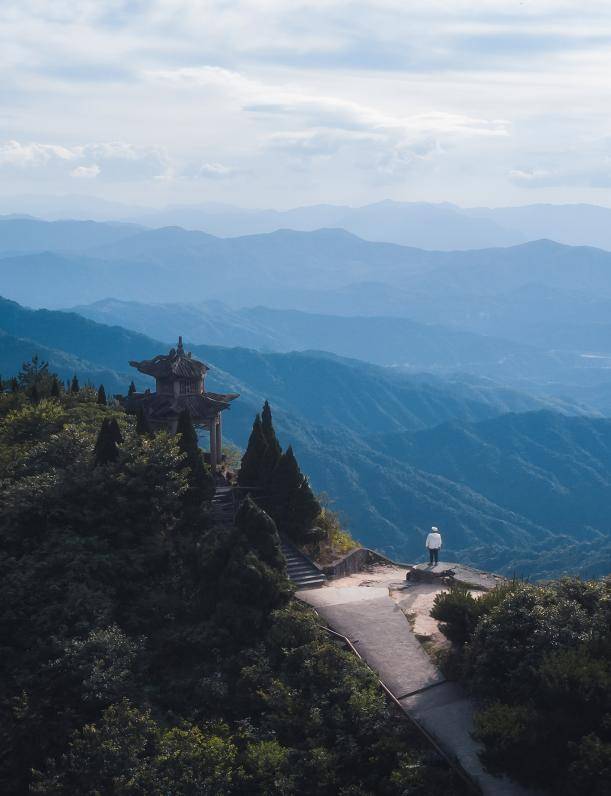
[70,163,100,178]
[0,140,77,167]
[0,139,170,182]
[151,65,508,180]
[2,1,611,204]
[508,141,611,188]
[196,162,240,179]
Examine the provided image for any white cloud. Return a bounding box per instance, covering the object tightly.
[0,140,77,167]
[151,65,508,182]
[196,162,239,179]
[0,139,170,182]
[1,1,611,204]
[70,163,100,178]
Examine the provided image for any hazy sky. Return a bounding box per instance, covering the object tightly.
[2,1,611,209]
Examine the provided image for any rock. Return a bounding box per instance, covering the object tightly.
[406,562,505,591]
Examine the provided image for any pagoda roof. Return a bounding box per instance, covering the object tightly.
[128,391,239,423]
[129,337,208,380]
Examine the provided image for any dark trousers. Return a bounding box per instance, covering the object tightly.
[428,548,439,564]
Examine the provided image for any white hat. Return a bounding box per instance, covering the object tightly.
[431,526,439,532]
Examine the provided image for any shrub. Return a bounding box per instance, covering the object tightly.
[430,582,484,645]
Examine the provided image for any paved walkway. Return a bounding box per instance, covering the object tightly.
[298,565,535,796]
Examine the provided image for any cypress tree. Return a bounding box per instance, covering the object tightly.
[94,418,123,465]
[70,374,80,394]
[128,381,137,397]
[235,495,285,571]
[176,408,214,506]
[50,376,61,398]
[260,400,282,484]
[135,406,151,435]
[269,446,322,545]
[238,414,269,488]
[261,401,281,457]
[97,384,107,405]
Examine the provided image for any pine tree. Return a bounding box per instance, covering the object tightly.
[235,495,285,571]
[94,418,123,465]
[176,408,214,506]
[238,414,269,488]
[29,384,40,404]
[97,384,107,405]
[50,376,61,398]
[260,400,282,484]
[128,381,137,397]
[0,375,3,393]
[269,446,322,545]
[70,374,80,394]
[10,377,19,393]
[135,406,151,435]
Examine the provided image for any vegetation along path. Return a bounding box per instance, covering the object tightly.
[298,563,536,796]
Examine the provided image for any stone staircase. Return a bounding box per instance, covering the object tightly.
[210,487,326,589]
[280,537,326,590]
[211,485,235,526]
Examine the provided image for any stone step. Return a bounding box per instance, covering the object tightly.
[279,535,325,590]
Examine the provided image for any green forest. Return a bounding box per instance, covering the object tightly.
[432,578,611,794]
[0,362,463,794]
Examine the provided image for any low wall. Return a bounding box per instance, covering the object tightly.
[322,547,410,579]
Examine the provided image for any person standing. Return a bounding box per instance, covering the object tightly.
[425,526,442,565]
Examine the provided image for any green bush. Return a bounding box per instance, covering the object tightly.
[430,582,484,645]
[439,576,611,793]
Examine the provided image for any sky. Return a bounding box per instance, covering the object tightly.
[2,0,611,209]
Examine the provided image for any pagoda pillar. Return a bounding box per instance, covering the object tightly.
[209,417,218,468]
[215,412,222,466]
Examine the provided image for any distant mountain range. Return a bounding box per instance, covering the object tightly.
[68,297,595,402]
[0,295,609,578]
[3,216,611,311]
[4,198,611,251]
[4,216,611,410]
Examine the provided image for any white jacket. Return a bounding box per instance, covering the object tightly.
[426,532,442,550]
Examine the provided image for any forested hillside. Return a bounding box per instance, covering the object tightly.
[0,368,462,795]
[1,295,610,576]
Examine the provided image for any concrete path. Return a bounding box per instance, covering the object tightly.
[301,581,443,697]
[298,565,535,796]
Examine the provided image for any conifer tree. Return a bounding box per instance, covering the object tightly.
[97,384,107,405]
[128,381,137,397]
[269,446,322,544]
[0,375,3,393]
[94,418,123,465]
[260,400,282,484]
[261,401,281,458]
[176,408,214,506]
[238,414,269,487]
[10,377,19,393]
[50,376,61,398]
[70,374,80,394]
[135,406,151,435]
[235,495,285,571]
[29,384,40,404]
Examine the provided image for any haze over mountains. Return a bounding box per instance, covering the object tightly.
[2,215,611,410]
[1,294,609,578]
[5,197,611,251]
[2,205,611,577]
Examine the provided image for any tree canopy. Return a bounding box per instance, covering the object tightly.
[0,365,463,794]
[176,407,215,508]
[432,578,611,794]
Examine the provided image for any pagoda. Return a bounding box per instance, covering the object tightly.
[127,337,239,467]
